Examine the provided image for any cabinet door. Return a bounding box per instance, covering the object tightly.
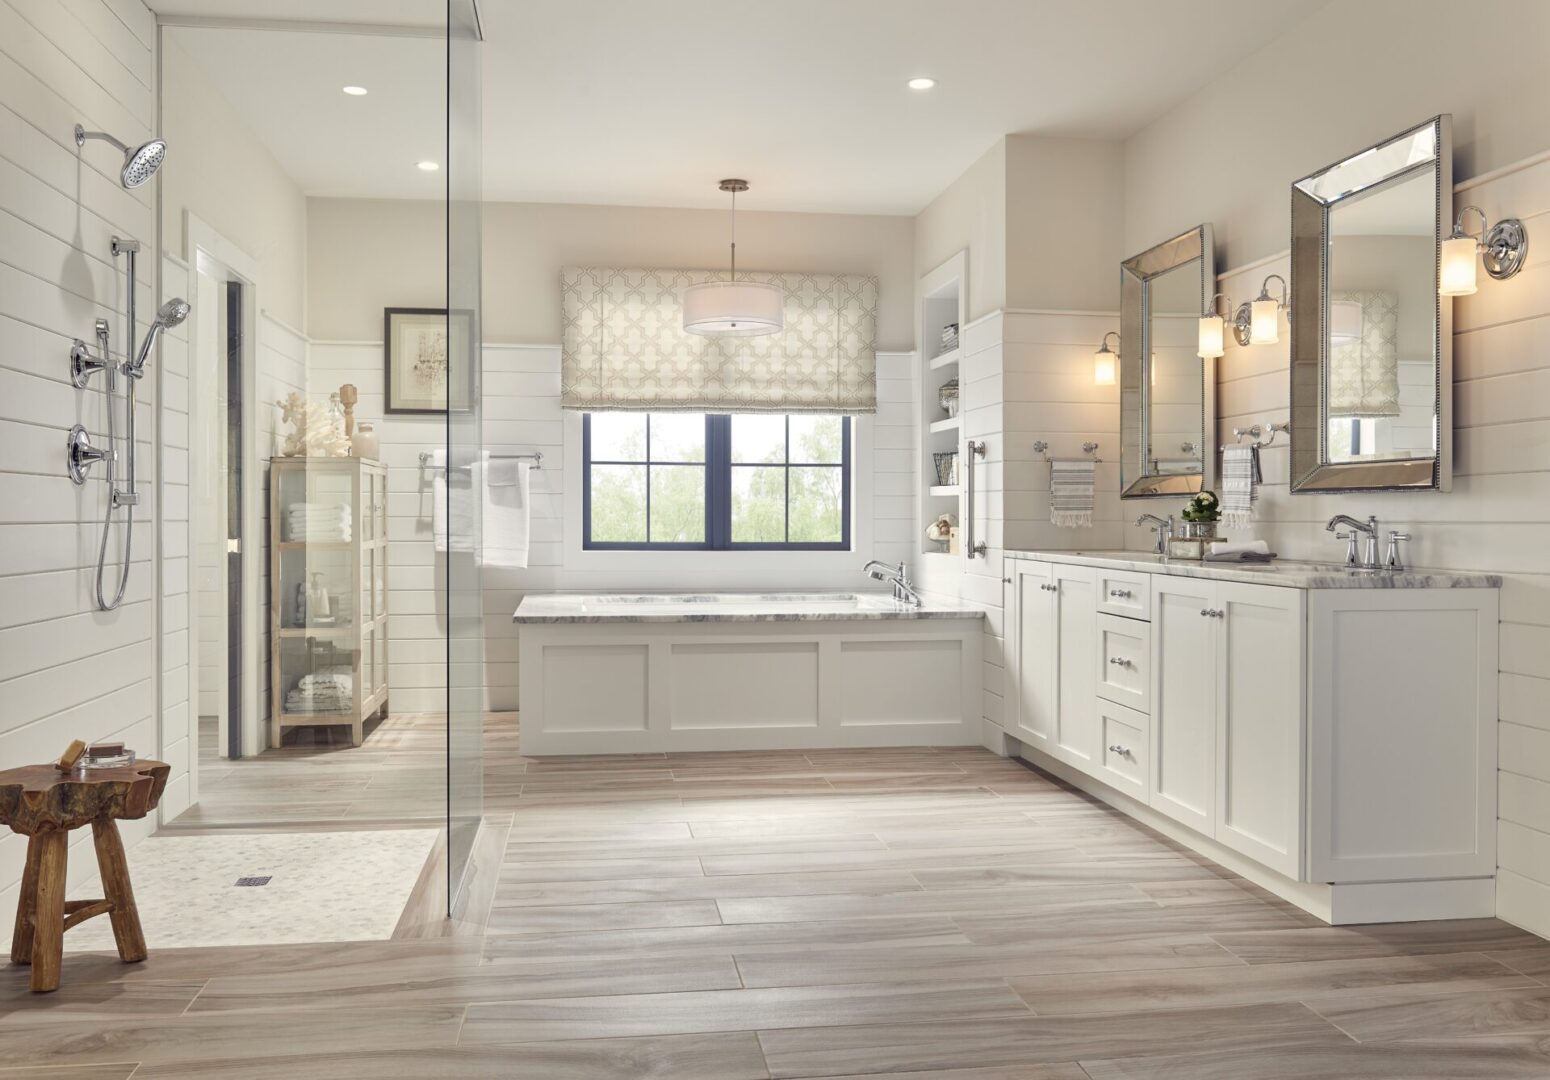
[1007,561,1056,750]
[1052,564,1099,768]
[1214,583,1304,878]
[1150,575,1217,833]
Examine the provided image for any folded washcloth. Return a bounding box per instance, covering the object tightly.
[1049,458,1095,529]
[1221,445,1261,527]
[1204,540,1278,563]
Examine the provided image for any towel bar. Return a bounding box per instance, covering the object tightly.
[1033,440,1102,463]
[418,450,544,471]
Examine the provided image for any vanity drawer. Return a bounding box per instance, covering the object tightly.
[1096,570,1150,621]
[1098,699,1149,801]
[1096,612,1150,713]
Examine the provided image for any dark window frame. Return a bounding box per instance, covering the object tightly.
[583,413,852,551]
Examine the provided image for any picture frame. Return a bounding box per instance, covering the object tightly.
[384,307,474,414]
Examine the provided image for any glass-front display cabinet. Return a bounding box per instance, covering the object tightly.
[269,456,388,747]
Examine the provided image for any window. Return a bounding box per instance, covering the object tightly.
[584,413,851,550]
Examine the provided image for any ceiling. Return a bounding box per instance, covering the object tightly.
[154,0,1323,214]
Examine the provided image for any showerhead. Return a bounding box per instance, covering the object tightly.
[75,124,167,189]
[128,298,190,376]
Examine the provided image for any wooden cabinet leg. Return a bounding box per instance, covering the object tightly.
[29,830,66,993]
[9,834,42,965]
[91,819,146,964]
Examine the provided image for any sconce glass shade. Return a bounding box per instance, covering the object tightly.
[1250,297,1281,345]
[682,280,785,337]
[1329,299,1364,345]
[1197,314,1225,358]
[1439,233,1479,296]
[1093,345,1117,386]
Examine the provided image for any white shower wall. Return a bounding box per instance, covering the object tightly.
[0,0,165,912]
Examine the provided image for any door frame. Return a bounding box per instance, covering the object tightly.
[184,213,264,762]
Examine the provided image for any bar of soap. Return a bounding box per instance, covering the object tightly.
[55,739,87,772]
[88,742,126,760]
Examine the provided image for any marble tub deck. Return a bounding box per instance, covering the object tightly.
[514,592,988,624]
[1005,549,1502,589]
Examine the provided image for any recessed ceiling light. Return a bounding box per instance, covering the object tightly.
[907,77,936,91]
[417,160,440,172]
[341,85,368,96]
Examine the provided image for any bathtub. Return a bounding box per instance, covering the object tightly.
[514,591,986,755]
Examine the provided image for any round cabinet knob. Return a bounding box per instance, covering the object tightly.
[1200,608,1210,617]
[1003,577,1012,583]
[1107,744,1129,756]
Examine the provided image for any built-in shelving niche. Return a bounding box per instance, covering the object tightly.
[918,250,967,558]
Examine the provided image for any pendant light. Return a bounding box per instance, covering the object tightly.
[682,179,784,337]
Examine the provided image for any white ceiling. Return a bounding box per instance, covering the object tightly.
[155,0,1322,214]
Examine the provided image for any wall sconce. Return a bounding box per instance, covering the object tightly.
[1093,332,1118,386]
[1440,205,1529,297]
[1233,274,1288,346]
[1198,292,1228,358]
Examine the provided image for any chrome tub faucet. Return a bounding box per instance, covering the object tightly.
[863,559,923,607]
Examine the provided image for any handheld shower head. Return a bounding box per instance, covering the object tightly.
[75,124,167,188]
[128,298,190,376]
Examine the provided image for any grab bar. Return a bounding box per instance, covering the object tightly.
[965,440,987,558]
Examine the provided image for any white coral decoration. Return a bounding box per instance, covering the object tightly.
[925,513,957,542]
[277,392,351,457]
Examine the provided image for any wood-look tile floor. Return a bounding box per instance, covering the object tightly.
[8,713,1550,1078]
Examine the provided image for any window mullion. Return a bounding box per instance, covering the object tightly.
[708,414,730,550]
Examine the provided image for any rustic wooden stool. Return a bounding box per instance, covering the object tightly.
[0,760,169,993]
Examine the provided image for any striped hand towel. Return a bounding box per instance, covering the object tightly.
[1049,459,1095,529]
[1221,445,1262,527]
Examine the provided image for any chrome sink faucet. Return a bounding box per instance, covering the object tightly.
[1135,514,1173,556]
[863,559,923,607]
[1326,514,1380,569]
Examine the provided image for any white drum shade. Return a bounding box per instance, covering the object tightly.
[682,280,784,337]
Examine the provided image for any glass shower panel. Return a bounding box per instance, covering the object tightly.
[446,0,485,910]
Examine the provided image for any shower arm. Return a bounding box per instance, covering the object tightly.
[75,126,129,153]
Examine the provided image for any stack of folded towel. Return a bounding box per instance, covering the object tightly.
[286,503,352,543]
[284,668,354,713]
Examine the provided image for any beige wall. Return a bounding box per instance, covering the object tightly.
[913,135,1123,325]
[1004,135,1124,312]
[914,138,1007,323]
[160,34,308,329]
[1122,0,1550,266]
[306,198,915,349]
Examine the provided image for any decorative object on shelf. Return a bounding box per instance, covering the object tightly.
[933,451,959,486]
[939,321,959,352]
[308,571,333,623]
[338,383,358,437]
[276,392,350,457]
[326,392,346,439]
[1093,332,1119,386]
[1233,275,1289,346]
[682,179,784,337]
[925,512,957,550]
[937,377,960,418]
[351,422,379,461]
[1440,204,1530,296]
[384,307,472,414]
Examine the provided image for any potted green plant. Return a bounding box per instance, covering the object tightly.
[1179,490,1221,541]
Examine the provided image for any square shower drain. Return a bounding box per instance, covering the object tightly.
[234,875,272,887]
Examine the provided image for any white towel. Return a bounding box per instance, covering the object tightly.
[1049,459,1095,529]
[1205,539,1277,563]
[431,449,475,554]
[1221,445,1261,527]
[479,454,530,569]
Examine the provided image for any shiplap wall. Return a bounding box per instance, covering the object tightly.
[1153,156,1550,939]
[0,0,160,910]
[917,310,1123,740]
[309,341,917,712]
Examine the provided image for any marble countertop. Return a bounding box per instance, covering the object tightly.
[1004,549,1501,590]
[514,592,988,624]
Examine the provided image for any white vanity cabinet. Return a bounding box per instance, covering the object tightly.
[1002,551,1500,925]
[1006,561,1097,769]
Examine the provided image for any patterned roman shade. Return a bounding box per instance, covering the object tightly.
[1328,290,1401,418]
[560,267,878,413]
